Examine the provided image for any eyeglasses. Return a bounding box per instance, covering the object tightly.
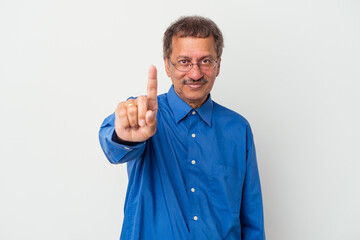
[168,58,219,72]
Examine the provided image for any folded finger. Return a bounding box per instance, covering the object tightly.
[115,102,130,129]
[126,101,139,129]
[137,95,147,127]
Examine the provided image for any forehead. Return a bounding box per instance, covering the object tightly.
[171,36,217,59]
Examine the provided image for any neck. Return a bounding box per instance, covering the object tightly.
[186,95,209,109]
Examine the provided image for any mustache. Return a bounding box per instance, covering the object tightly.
[182,78,208,85]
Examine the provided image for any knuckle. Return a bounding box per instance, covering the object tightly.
[116,102,124,111]
[117,107,127,116]
[138,95,146,102]
[128,106,137,115]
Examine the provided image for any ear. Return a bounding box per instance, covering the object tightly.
[164,58,171,77]
[216,58,221,77]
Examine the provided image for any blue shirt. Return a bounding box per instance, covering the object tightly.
[99,86,265,240]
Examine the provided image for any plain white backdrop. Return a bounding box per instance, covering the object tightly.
[0,0,359,239]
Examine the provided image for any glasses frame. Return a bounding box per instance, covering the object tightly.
[168,58,219,72]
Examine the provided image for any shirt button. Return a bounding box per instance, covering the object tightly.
[124,147,130,150]
[191,188,195,192]
[191,160,196,165]
[193,216,198,221]
[191,133,196,138]
[192,110,196,115]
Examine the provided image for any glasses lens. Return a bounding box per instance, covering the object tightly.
[200,61,215,69]
[172,59,217,72]
[176,64,191,72]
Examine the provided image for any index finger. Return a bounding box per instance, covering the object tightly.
[147,65,158,111]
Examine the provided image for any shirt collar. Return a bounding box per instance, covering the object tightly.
[167,85,213,127]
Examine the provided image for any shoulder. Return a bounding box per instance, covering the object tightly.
[157,92,167,105]
[212,101,255,147]
[156,92,173,120]
[212,101,250,128]
[157,92,170,111]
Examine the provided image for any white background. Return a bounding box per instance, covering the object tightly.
[0,0,359,239]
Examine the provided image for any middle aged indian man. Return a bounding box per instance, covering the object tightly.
[99,15,265,240]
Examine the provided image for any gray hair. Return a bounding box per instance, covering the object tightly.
[163,16,224,59]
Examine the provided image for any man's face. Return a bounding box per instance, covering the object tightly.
[164,35,221,108]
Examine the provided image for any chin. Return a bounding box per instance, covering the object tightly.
[185,93,208,103]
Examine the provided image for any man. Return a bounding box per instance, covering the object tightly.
[99,16,265,240]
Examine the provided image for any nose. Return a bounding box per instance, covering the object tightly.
[187,64,203,81]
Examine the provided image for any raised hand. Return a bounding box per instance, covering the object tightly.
[114,66,158,143]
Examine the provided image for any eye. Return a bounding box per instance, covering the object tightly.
[178,59,190,65]
[200,59,212,65]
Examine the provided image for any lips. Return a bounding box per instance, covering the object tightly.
[187,84,203,89]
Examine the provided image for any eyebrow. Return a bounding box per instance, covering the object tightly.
[175,55,215,60]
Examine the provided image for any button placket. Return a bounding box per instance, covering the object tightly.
[187,111,200,227]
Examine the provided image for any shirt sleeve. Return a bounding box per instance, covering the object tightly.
[98,113,146,164]
[240,124,266,240]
